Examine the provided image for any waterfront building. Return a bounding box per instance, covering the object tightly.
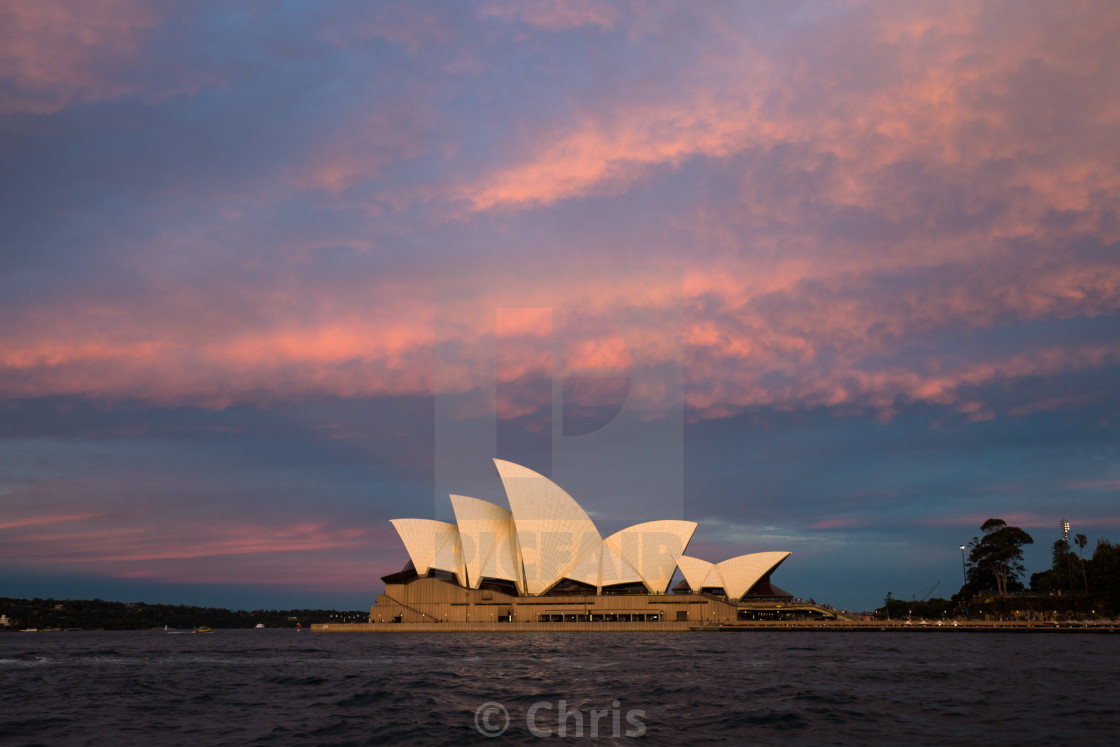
[369,459,826,628]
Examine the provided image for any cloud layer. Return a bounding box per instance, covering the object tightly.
[2,0,1118,609]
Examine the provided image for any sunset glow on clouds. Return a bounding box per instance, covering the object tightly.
[2,0,1118,610]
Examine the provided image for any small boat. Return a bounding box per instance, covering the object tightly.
[195,626,213,633]
[254,623,265,629]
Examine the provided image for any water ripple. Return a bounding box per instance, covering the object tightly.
[1,630,1117,745]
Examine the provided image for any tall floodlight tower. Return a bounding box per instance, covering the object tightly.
[1060,518,1074,596]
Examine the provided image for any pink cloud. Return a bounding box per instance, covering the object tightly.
[478,0,620,31]
[458,97,766,211]
[0,512,403,590]
[921,513,1120,531]
[292,92,439,196]
[0,261,1115,421]
[0,1,1117,428]
[455,2,1120,229]
[562,308,633,371]
[0,513,103,531]
[1067,479,1120,491]
[319,3,459,55]
[0,0,213,114]
[805,518,865,531]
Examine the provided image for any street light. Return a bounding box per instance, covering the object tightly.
[959,545,967,583]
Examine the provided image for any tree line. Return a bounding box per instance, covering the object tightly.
[878,518,1120,620]
[0,597,367,630]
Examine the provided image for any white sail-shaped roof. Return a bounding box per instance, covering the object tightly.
[387,461,791,599]
[675,555,718,593]
[674,552,790,599]
[605,520,697,593]
[598,540,644,587]
[565,541,644,590]
[389,518,466,585]
[449,494,523,592]
[494,459,602,595]
[431,529,466,585]
[716,552,791,601]
[565,544,604,588]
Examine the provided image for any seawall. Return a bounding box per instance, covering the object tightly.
[311,620,1118,633]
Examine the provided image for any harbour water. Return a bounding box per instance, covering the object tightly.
[2,630,1117,745]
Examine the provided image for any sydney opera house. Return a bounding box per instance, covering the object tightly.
[348,459,831,631]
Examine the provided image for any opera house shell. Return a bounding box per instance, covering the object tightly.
[360,459,811,630]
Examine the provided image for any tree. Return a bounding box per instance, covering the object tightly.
[1031,538,1081,595]
[965,518,1034,596]
[1088,540,1120,611]
[1075,533,1089,593]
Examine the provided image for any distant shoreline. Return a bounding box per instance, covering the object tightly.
[0,596,365,632]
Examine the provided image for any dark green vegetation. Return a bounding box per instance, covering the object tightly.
[0,597,366,631]
[1030,538,1120,611]
[878,518,1120,621]
[878,592,954,621]
[962,518,1034,597]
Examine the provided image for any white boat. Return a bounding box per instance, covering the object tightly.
[254,623,265,629]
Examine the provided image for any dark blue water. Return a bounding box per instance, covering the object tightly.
[1,630,1117,745]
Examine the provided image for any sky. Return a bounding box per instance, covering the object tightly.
[1,0,1119,612]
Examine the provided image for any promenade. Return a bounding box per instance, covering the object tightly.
[311,619,1118,634]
